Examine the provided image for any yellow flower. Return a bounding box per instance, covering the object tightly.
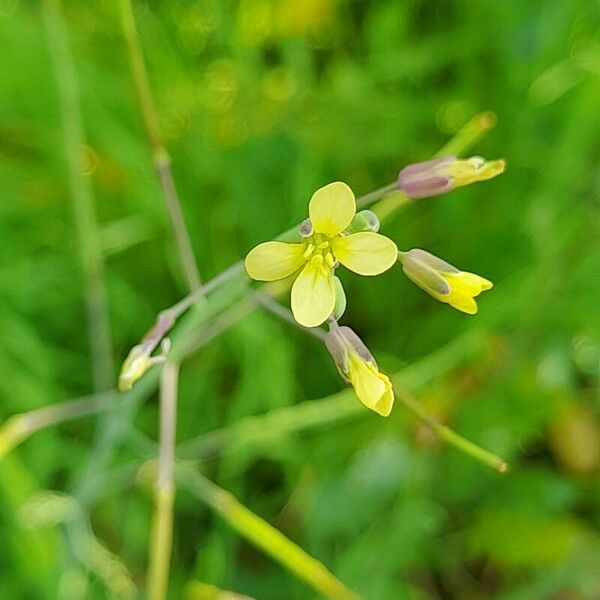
[245,182,398,327]
[325,325,394,417]
[399,249,493,314]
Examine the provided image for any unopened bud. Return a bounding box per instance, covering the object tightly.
[332,276,347,320]
[399,248,492,314]
[399,155,505,199]
[325,325,393,416]
[298,218,313,237]
[118,339,170,392]
[344,210,380,234]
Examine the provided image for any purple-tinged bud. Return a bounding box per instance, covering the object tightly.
[325,325,376,380]
[398,155,506,199]
[398,156,455,199]
[298,218,313,238]
[324,324,394,417]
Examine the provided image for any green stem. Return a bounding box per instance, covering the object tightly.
[180,469,361,600]
[0,392,115,463]
[43,0,114,392]
[147,362,179,600]
[435,111,498,157]
[392,387,508,473]
[118,0,201,292]
[177,330,484,460]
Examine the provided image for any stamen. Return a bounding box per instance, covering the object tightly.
[302,244,315,259]
[325,252,335,267]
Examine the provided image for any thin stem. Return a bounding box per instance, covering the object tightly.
[43,0,114,392]
[177,330,483,460]
[65,510,137,598]
[179,468,361,600]
[147,362,179,600]
[186,582,255,599]
[135,263,245,364]
[392,386,508,473]
[255,292,327,341]
[435,111,498,157]
[118,0,201,291]
[0,392,115,462]
[356,181,400,209]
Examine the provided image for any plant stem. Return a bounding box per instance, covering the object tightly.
[255,292,327,341]
[177,330,484,459]
[0,392,114,462]
[43,0,114,392]
[392,386,509,473]
[179,468,361,600]
[147,362,179,600]
[435,111,498,157]
[118,0,201,292]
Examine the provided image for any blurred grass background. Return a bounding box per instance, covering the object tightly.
[1,0,599,598]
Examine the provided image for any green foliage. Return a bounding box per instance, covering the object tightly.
[0,0,599,599]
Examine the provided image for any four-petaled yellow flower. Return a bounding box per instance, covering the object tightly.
[325,325,394,417]
[399,249,493,314]
[245,182,398,327]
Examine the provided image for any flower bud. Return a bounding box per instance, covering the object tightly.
[399,248,493,314]
[298,218,313,238]
[344,210,380,234]
[325,325,393,417]
[398,155,505,199]
[332,276,347,320]
[118,339,170,391]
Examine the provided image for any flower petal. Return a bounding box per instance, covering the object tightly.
[291,259,336,327]
[309,182,356,236]
[348,354,394,417]
[446,293,478,314]
[245,241,305,281]
[332,232,398,276]
[442,272,493,314]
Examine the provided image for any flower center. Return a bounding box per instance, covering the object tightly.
[302,233,337,269]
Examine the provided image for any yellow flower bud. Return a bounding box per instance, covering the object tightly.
[399,249,493,314]
[325,325,394,417]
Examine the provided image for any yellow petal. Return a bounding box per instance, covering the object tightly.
[309,182,356,236]
[447,293,478,315]
[245,241,305,281]
[444,272,491,296]
[290,258,336,327]
[442,272,493,314]
[332,232,398,276]
[347,354,394,417]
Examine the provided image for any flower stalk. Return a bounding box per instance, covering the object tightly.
[147,361,180,600]
[179,468,361,600]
